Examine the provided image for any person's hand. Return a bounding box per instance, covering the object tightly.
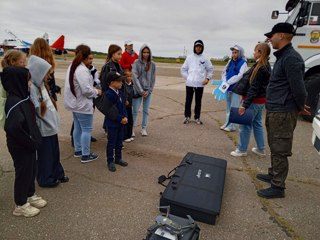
[125,100,129,106]
[238,106,246,116]
[142,91,149,98]
[299,105,311,116]
[121,117,128,124]
[96,89,102,96]
[202,79,209,85]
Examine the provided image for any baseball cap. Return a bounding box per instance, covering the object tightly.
[230,45,240,51]
[124,40,133,45]
[107,71,125,83]
[264,22,295,38]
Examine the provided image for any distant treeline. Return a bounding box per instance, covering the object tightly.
[63,49,254,66]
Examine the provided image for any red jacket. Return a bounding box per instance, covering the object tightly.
[119,51,138,71]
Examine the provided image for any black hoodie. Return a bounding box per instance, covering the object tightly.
[1,67,42,151]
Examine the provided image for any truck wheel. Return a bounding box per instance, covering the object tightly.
[303,73,320,122]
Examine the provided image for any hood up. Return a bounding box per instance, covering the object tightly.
[138,44,152,63]
[193,39,204,55]
[230,45,246,60]
[27,55,51,87]
[1,66,30,99]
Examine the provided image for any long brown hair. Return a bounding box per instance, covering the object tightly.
[250,43,271,83]
[69,44,91,97]
[142,46,151,72]
[106,44,122,62]
[29,38,56,71]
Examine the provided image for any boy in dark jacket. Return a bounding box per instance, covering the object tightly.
[1,66,46,217]
[123,69,134,142]
[105,72,128,172]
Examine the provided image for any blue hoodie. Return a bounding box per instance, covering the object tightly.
[222,45,248,91]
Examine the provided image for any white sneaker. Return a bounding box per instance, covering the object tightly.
[195,119,203,125]
[141,129,148,136]
[224,127,236,132]
[251,147,266,156]
[220,125,225,130]
[131,131,135,137]
[130,137,134,141]
[124,138,132,143]
[230,149,247,157]
[27,194,47,208]
[13,202,40,217]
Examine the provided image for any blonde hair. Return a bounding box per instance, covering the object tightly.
[250,43,271,83]
[1,50,25,68]
[29,38,56,71]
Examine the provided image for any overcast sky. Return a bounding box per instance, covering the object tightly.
[0,0,289,58]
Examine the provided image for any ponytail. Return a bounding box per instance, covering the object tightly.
[69,44,91,97]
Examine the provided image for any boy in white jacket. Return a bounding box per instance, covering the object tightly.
[181,40,213,124]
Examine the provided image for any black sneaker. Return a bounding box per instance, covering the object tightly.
[115,159,128,167]
[81,153,98,163]
[257,186,285,199]
[183,117,190,124]
[256,173,273,183]
[74,151,82,158]
[59,176,69,183]
[108,163,116,172]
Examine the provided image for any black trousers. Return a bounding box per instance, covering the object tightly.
[184,86,204,119]
[124,107,133,140]
[8,147,36,206]
[37,135,65,187]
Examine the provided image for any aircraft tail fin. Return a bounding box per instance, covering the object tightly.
[50,35,64,50]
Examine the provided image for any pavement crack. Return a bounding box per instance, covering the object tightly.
[241,157,304,240]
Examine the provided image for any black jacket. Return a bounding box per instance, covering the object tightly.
[235,62,270,109]
[124,82,134,107]
[1,67,42,151]
[100,60,124,91]
[266,44,307,112]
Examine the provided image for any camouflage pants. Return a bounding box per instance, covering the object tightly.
[266,111,298,189]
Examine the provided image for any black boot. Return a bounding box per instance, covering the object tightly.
[257,185,285,199]
[256,173,273,183]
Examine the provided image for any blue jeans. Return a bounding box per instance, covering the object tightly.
[237,103,265,152]
[222,91,241,130]
[73,112,93,156]
[132,94,152,129]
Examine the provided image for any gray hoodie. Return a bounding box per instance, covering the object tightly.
[132,44,156,95]
[28,55,60,137]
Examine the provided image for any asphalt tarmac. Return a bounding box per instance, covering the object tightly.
[0,58,319,240]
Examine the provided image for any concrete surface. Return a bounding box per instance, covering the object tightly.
[0,58,319,240]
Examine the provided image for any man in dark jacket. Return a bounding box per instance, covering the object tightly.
[256,23,308,198]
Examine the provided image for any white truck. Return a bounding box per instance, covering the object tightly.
[272,0,320,121]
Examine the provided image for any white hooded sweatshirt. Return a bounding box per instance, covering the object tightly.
[181,41,213,88]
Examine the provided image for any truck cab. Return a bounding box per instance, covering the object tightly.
[272,0,320,121]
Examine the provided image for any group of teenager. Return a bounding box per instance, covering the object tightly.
[0,22,310,218]
[63,41,156,172]
[0,38,156,217]
[181,22,309,200]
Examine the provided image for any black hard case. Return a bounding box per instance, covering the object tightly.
[159,152,227,225]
